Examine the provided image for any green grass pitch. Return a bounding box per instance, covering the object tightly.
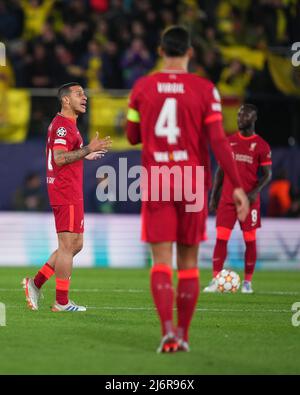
[0,267,299,374]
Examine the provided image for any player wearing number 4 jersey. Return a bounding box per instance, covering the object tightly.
[126,26,250,353]
[204,104,272,294]
[22,82,112,312]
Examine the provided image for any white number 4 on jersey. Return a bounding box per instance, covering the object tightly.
[155,98,180,144]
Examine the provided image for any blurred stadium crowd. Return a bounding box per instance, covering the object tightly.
[0,0,299,143]
[0,0,299,89]
[0,0,300,215]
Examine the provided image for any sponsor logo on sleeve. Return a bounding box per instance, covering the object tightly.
[213,87,221,102]
[212,87,222,111]
[54,139,67,145]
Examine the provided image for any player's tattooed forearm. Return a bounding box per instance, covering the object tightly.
[63,146,91,164]
[54,146,91,166]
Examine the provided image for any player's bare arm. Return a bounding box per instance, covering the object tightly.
[247,165,272,204]
[233,188,250,222]
[205,120,249,221]
[209,166,224,212]
[54,134,112,166]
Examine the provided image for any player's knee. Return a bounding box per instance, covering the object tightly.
[243,230,256,242]
[58,238,73,253]
[73,239,83,256]
[217,227,232,241]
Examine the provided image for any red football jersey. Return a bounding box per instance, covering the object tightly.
[46,113,84,206]
[127,71,222,188]
[220,132,272,203]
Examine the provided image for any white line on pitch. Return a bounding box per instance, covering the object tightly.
[4,304,292,313]
[0,288,299,296]
[0,288,146,293]
[86,306,291,313]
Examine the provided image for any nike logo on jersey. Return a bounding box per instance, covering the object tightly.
[230,143,238,146]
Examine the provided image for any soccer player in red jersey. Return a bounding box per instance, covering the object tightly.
[23,82,112,312]
[126,26,250,352]
[204,104,272,294]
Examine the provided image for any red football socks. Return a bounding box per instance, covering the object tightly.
[176,268,199,342]
[212,239,228,277]
[245,241,257,282]
[33,263,55,289]
[56,278,70,305]
[150,263,174,336]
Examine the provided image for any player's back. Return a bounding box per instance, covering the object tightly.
[131,71,219,170]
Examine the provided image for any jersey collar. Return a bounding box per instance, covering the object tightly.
[57,112,77,124]
[161,69,187,74]
[238,132,257,140]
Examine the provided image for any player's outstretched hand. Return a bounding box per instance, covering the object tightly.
[233,188,250,222]
[88,132,112,153]
[85,150,107,160]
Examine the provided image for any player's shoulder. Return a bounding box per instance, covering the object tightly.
[190,74,215,88]
[256,134,271,149]
[50,114,75,137]
[131,75,152,91]
[228,132,239,142]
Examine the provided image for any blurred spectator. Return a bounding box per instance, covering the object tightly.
[197,48,223,83]
[267,169,292,217]
[8,41,28,87]
[121,38,154,88]
[20,0,55,40]
[36,22,57,56]
[142,8,160,53]
[93,18,109,47]
[0,0,24,40]
[52,44,85,86]
[101,41,123,89]
[81,40,103,91]
[218,60,253,133]
[26,43,53,87]
[13,172,47,211]
[218,60,253,97]
[90,0,109,14]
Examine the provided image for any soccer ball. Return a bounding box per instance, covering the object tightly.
[216,269,240,293]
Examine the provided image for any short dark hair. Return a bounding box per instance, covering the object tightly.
[243,103,258,115]
[160,26,191,57]
[57,82,81,102]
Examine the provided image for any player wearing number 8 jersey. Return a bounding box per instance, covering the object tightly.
[126,26,250,353]
[22,82,112,312]
[204,104,272,294]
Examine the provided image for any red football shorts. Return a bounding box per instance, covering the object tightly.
[141,194,208,245]
[216,200,261,231]
[52,202,84,234]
